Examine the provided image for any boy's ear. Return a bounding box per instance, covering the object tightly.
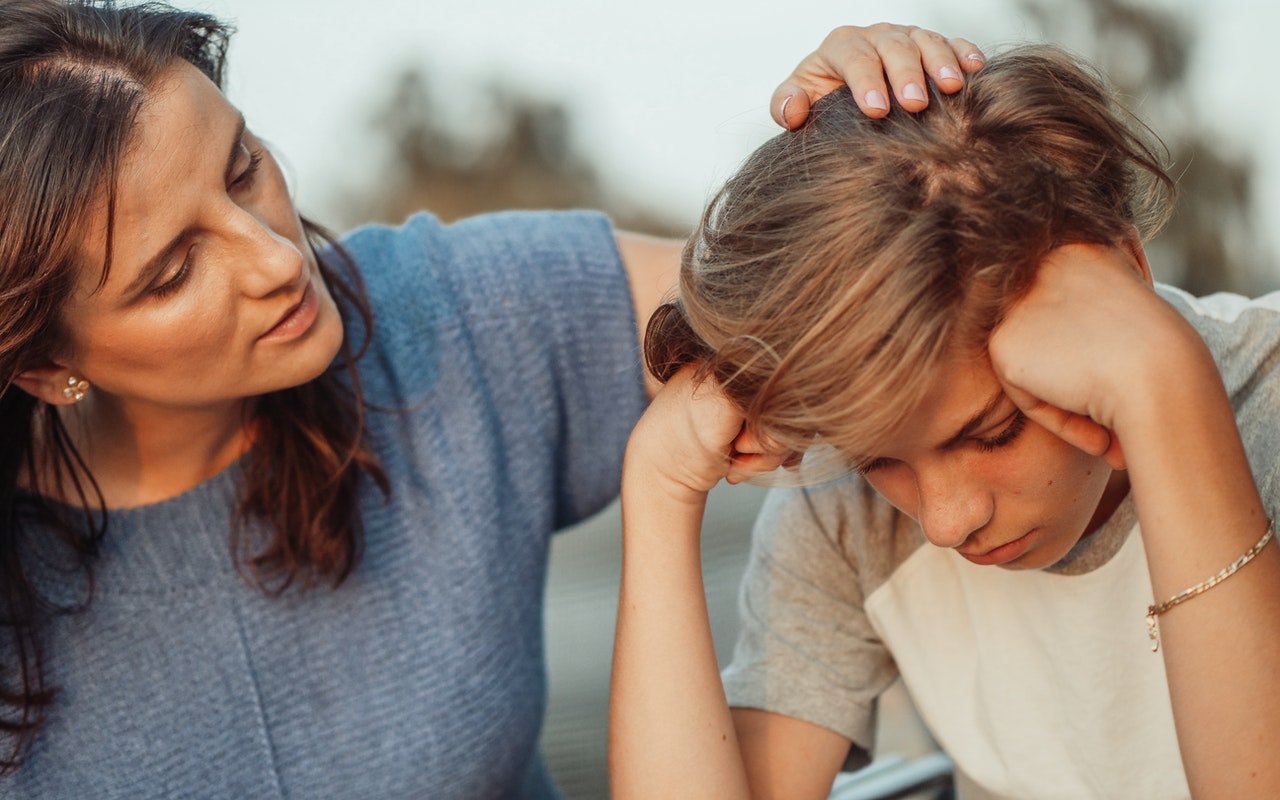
[1120,232,1155,287]
[12,364,87,406]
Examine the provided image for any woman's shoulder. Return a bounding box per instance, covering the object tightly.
[336,210,621,326]
[336,209,642,424]
[340,209,617,278]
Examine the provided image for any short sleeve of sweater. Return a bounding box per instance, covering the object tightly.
[721,481,903,771]
[340,210,646,529]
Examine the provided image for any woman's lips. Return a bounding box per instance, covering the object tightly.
[959,529,1036,566]
[259,282,318,342]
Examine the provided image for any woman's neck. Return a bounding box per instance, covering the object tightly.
[52,395,254,509]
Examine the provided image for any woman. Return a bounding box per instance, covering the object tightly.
[0,0,983,795]
[610,46,1280,798]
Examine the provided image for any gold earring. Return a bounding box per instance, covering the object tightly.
[62,376,90,402]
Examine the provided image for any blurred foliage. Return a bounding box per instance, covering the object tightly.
[1020,0,1274,294]
[336,67,688,239]
[344,0,1274,294]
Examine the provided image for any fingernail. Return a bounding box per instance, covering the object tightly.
[939,66,962,83]
[966,52,985,67]
[864,89,889,111]
[779,94,793,122]
[903,82,927,103]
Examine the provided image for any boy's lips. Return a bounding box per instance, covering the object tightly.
[959,529,1036,566]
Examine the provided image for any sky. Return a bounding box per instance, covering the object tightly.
[192,0,1278,279]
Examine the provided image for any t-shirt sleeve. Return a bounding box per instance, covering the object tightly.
[343,210,647,529]
[1224,294,1280,516]
[721,481,901,771]
[1160,287,1280,516]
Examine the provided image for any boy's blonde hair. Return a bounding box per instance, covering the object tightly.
[646,45,1175,463]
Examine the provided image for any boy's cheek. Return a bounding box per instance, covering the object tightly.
[864,471,919,520]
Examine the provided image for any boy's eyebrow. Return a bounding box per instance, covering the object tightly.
[939,388,1007,450]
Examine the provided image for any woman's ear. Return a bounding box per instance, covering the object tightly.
[12,364,90,406]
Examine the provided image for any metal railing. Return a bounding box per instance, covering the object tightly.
[829,753,955,800]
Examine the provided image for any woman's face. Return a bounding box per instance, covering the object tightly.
[856,352,1120,570]
[60,60,343,416]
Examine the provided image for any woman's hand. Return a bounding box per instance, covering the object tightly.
[773,23,985,128]
[988,242,1204,469]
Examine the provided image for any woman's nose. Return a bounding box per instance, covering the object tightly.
[915,466,994,549]
[234,212,305,298]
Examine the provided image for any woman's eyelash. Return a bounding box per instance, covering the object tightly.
[151,249,193,298]
[232,148,263,189]
[975,410,1028,452]
[147,147,262,301]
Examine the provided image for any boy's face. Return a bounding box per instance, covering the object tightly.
[856,352,1125,570]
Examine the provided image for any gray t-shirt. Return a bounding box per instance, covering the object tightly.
[723,285,1280,799]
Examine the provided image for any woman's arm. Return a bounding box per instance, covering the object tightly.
[617,23,984,398]
[615,231,682,399]
[991,242,1280,798]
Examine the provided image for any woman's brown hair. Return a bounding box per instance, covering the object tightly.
[0,0,387,771]
[646,44,1176,464]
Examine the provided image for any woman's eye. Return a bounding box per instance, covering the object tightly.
[151,250,194,298]
[231,146,263,190]
[975,410,1028,452]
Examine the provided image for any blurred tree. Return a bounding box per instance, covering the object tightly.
[341,4,1278,293]
[1021,0,1273,294]
[336,66,688,239]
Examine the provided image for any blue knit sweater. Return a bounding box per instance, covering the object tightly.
[6,211,645,799]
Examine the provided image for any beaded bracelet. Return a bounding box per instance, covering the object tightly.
[1146,518,1275,652]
